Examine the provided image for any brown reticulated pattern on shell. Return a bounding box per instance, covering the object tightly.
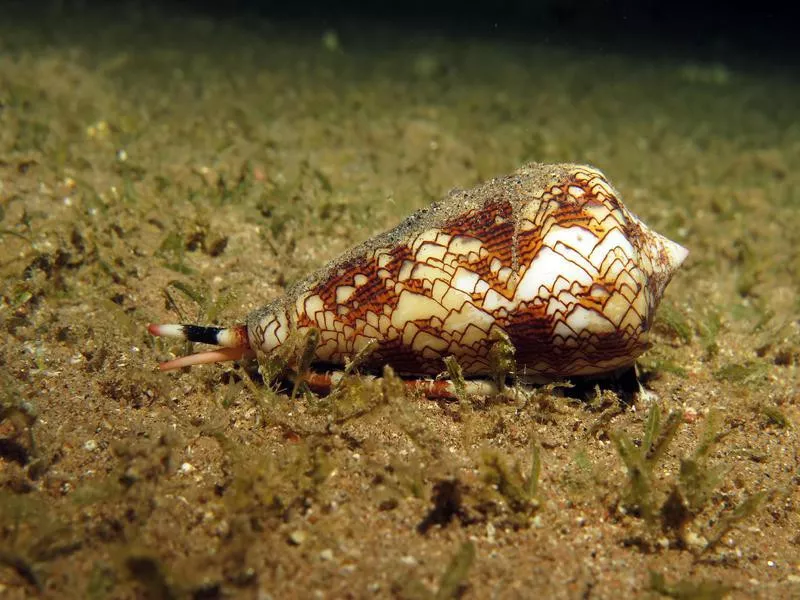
[247,163,687,378]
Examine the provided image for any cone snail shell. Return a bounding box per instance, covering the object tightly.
[149,163,687,381]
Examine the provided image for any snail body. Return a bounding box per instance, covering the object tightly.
[149,163,687,383]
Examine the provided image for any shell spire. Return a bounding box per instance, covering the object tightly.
[149,163,687,380]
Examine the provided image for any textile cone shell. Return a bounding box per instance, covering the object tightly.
[242,163,688,377]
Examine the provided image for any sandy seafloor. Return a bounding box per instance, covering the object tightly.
[1,4,799,598]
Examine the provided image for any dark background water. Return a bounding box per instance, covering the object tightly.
[8,0,800,65]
